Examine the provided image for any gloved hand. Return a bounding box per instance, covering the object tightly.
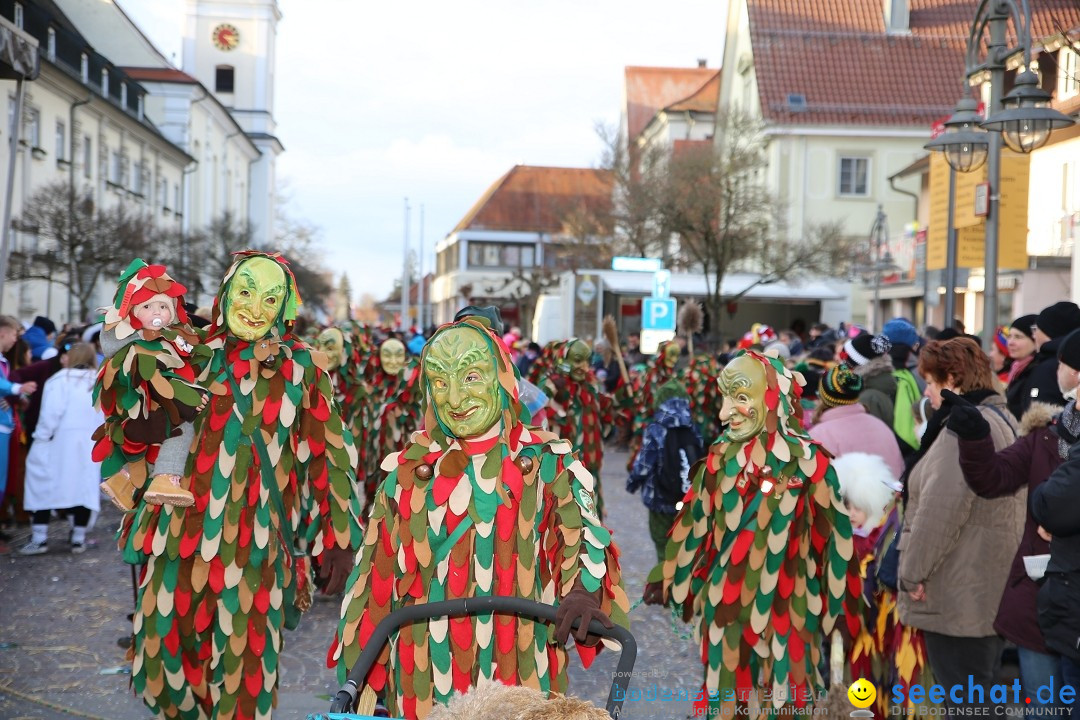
[941,389,990,441]
[318,546,356,596]
[554,583,613,647]
[642,582,665,606]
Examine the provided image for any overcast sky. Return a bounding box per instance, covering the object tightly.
[120,0,728,302]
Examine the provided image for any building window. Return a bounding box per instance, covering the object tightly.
[215,65,235,93]
[1060,48,1080,100]
[102,69,109,97]
[13,3,23,30]
[7,97,15,136]
[467,242,537,268]
[80,54,89,83]
[174,183,181,213]
[109,151,122,185]
[120,83,128,107]
[26,107,40,148]
[132,159,143,195]
[55,121,65,162]
[47,28,56,60]
[838,156,870,197]
[159,178,168,209]
[83,135,92,178]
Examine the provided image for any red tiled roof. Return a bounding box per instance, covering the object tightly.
[120,67,198,84]
[625,66,718,143]
[454,166,613,234]
[746,0,1080,127]
[668,71,722,113]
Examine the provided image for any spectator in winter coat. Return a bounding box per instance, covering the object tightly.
[1004,315,1039,419]
[1030,412,1080,703]
[947,331,1080,707]
[882,318,926,455]
[810,364,904,481]
[626,380,703,562]
[840,332,897,429]
[1018,302,1080,414]
[898,338,1024,712]
[10,333,76,441]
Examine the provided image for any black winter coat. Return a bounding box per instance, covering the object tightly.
[1030,438,1080,661]
[1008,337,1066,420]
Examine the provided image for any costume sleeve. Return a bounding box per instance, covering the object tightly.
[32,375,65,442]
[814,462,863,638]
[331,471,400,689]
[298,360,364,557]
[898,436,974,589]
[1031,441,1080,537]
[542,443,630,628]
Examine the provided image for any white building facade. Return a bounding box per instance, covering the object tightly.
[0,0,191,323]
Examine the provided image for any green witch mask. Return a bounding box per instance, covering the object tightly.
[380,339,406,376]
[225,257,287,341]
[663,342,680,369]
[316,327,346,371]
[561,339,592,382]
[717,353,767,442]
[424,326,502,439]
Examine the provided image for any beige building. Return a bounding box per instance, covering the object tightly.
[0,0,192,322]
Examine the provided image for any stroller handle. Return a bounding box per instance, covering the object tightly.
[330,596,636,719]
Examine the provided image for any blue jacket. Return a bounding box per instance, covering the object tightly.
[0,356,21,433]
[626,397,702,515]
[23,326,51,361]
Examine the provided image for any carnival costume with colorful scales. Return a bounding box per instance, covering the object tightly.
[119,252,364,720]
[645,350,861,713]
[359,337,424,512]
[527,339,614,519]
[330,318,629,720]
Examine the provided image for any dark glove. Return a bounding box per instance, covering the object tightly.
[318,546,356,596]
[941,389,990,441]
[642,582,665,606]
[123,408,181,445]
[555,584,613,647]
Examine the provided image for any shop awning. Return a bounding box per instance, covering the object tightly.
[581,269,845,302]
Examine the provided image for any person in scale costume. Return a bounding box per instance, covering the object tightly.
[330,317,629,720]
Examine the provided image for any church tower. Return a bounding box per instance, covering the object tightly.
[181,0,282,247]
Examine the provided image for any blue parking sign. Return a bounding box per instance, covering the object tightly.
[641,297,677,332]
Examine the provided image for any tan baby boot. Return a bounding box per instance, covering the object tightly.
[100,467,138,511]
[142,474,195,508]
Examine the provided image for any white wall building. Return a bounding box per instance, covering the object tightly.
[0,0,192,323]
[53,0,268,260]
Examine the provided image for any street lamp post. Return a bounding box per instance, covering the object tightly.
[925,0,1074,346]
[869,205,890,334]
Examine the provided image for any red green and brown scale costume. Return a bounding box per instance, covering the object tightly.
[647,351,861,713]
[682,353,723,444]
[119,252,365,720]
[329,319,629,720]
[526,340,614,519]
[360,354,424,513]
[627,339,681,467]
[93,261,211,485]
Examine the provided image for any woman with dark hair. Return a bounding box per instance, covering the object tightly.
[898,337,1024,712]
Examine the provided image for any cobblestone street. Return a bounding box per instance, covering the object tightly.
[0,447,702,719]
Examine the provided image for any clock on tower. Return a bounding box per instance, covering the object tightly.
[212,23,240,51]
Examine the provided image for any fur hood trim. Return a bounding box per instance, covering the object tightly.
[852,354,894,380]
[1018,402,1063,437]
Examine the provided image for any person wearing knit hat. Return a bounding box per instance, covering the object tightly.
[1009,303,1080,419]
[840,333,898,431]
[883,318,920,350]
[990,326,1012,386]
[1035,302,1080,346]
[812,367,902,490]
[1004,315,1038,419]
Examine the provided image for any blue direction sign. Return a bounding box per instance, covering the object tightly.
[641,297,677,331]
